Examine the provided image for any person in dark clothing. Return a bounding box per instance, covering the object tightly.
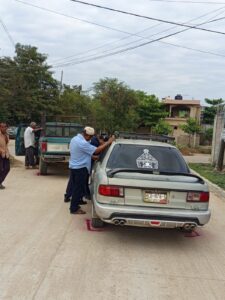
[69,127,114,214]
[0,123,10,189]
[64,134,104,202]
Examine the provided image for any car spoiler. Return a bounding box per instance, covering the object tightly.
[107,168,205,184]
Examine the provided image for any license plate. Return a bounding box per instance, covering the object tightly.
[144,191,167,204]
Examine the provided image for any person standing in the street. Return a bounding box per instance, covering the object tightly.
[0,122,10,189]
[69,126,115,214]
[64,134,104,203]
[24,122,42,169]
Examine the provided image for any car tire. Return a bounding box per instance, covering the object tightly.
[91,217,105,228]
[39,158,48,175]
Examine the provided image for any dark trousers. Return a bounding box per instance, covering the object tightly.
[25,146,35,167]
[70,168,88,212]
[0,157,10,185]
[65,170,73,199]
[66,169,90,200]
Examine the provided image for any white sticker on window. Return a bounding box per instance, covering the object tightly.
[136,149,159,169]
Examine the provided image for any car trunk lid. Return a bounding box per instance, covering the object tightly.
[107,171,208,210]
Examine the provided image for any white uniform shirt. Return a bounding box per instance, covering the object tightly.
[24,127,35,148]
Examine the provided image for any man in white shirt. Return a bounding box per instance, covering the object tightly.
[24,122,42,169]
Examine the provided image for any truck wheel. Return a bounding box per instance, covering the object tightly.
[39,158,48,175]
[91,218,104,228]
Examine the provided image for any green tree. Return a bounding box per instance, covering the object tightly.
[58,85,92,118]
[135,91,168,131]
[180,118,201,147]
[92,78,138,132]
[203,98,224,125]
[203,127,213,145]
[0,57,17,122]
[0,43,60,124]
[153,120,172,135]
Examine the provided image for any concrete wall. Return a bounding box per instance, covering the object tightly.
[190,106,201,121]
[177,134,200,147]
[211,107,225,166]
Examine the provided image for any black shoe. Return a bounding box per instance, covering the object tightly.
[79,200,87,205]
[64,194,71,202]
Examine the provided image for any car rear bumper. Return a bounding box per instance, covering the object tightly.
[93,199,211,228]
[42,155,70,163]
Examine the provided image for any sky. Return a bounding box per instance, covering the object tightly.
[1,0,225,104]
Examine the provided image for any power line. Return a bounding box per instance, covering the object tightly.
[13,0,225,64]
[0,16,15,48]
[50,23,163,64]
[53,19,225,68]
[53,9,225,67]
[3,0,224,69]
[70,0,225,35]
[53,38,225,68]
[53,5,225,65]
[161,40,225,56]
[149,0,225,4]
[14,0,134,36]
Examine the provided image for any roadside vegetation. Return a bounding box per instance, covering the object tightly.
[0,43,223,139]
[0,43,168,133]
[189,163,225,190]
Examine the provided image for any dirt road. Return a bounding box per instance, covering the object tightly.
[0,160,225,299]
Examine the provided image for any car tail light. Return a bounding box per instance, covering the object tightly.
[98,185,124,197]
[41,142,47,153]
[187,191,209,202]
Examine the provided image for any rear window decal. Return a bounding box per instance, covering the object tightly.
[136,149,159,169]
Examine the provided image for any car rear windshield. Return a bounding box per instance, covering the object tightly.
[45,126,82,137]
[106,144,189,173]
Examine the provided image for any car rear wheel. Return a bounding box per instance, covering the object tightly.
[91,202,104,228]
[91,217,105,228]
[39,158,48,175]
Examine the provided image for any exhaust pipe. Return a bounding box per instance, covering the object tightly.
[114,219,120,225]
[183,223,197,231]
[119,220,126,226]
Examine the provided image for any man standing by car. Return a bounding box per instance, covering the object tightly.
[24,122,42,169]
[69,126,115,215]
[0,122,10,189]
[64,134,104,203]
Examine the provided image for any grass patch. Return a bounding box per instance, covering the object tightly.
[189,163,225,190]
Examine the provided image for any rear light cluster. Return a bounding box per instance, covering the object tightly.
[98,185,124,197]
[41,142,47,153]
[187,191,209,202]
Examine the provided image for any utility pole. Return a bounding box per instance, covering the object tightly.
[59,70,63,99]
[60,70,63,88]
